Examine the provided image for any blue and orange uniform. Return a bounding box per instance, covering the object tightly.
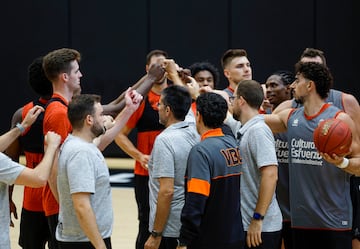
[178,128,245,249]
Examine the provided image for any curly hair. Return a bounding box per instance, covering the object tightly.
[294,62,333,99]
[196,92,228,128]
[28,56,52,98]
[189,61,220,88]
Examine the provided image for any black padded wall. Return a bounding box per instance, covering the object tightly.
[1,0,357,157]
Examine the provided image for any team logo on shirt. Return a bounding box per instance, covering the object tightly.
[291,118,299,127]
[220,147,242,167]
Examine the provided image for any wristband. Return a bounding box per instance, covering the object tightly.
[151,230,162,238]
[337,158,349,169]
[16,123,25,134]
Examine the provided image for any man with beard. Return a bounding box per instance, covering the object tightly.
[264,62,360,249]
[272,48,360,249]
[56,90,142,249]
[42,48,165,248]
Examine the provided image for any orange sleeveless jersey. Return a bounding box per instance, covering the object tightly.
[21,100,47,211]
[126,91,163,176]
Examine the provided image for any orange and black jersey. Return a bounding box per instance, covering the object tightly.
[125,91,164,176]
[179,128,245,248]
[20,99,48,211]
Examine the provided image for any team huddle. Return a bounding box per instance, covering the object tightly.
[0,47,359,249]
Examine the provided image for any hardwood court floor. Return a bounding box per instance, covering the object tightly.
[10,158,138,249]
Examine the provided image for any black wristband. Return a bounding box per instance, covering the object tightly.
[151,230,162,238]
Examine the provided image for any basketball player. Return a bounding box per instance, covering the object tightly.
[264,62,359,249]
[273,48,360,249]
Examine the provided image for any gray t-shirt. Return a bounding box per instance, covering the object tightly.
[148,120,199,237]
[0,153,24,249]
[227,115,282,232]
[56,135,113,242]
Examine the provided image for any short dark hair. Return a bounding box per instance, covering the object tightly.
[294,62,333,99]
[43,48,81,81]
[221,49,248,69]
[300,48,327,66]
[189,61,220,88]
[161,85,192,121]
[28,56,53,98]
[146,49,168,65]
[196,92,227,128]
[236,80,264,109]
[68,94,101,130]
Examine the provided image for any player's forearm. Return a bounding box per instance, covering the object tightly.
[115,135,143,161]
[0,126,24,152]
[98,107,135,151]
[35,146,59,188]
[255,166,278,215]
[102,75,150,117]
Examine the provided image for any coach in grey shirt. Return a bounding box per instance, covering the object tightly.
[146,85,200,249]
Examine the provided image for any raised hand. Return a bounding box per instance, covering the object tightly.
[21,105,44,130]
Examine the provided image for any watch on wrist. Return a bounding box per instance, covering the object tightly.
[253,212,264,220]
[16,123,25,134]
[151,230,162,238]
[177,239,187,247]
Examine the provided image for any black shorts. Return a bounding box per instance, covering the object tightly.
[58,237,111,249]
[292,228,352,249]
[19,208,50,249]
[351,175,360,240]
[281,221,293,249]
[244,230,281,249]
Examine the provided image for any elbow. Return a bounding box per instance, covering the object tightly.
[38,175,49,186]
[262,165,278,183]
[270,169,278,183]
[98,144,106,152]
[271,169,278,182]
[32,177,48,188]
[160,188,174,200]
[166,189,174,199]
[114,134,125,147]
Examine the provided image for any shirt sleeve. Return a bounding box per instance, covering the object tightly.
[250,124,278,168]
[43,103,71,143]
[66,150,96,194]
[0,153,24,184]
[151,136,175,178]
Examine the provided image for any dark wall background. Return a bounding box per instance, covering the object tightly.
[2,0,358,157]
